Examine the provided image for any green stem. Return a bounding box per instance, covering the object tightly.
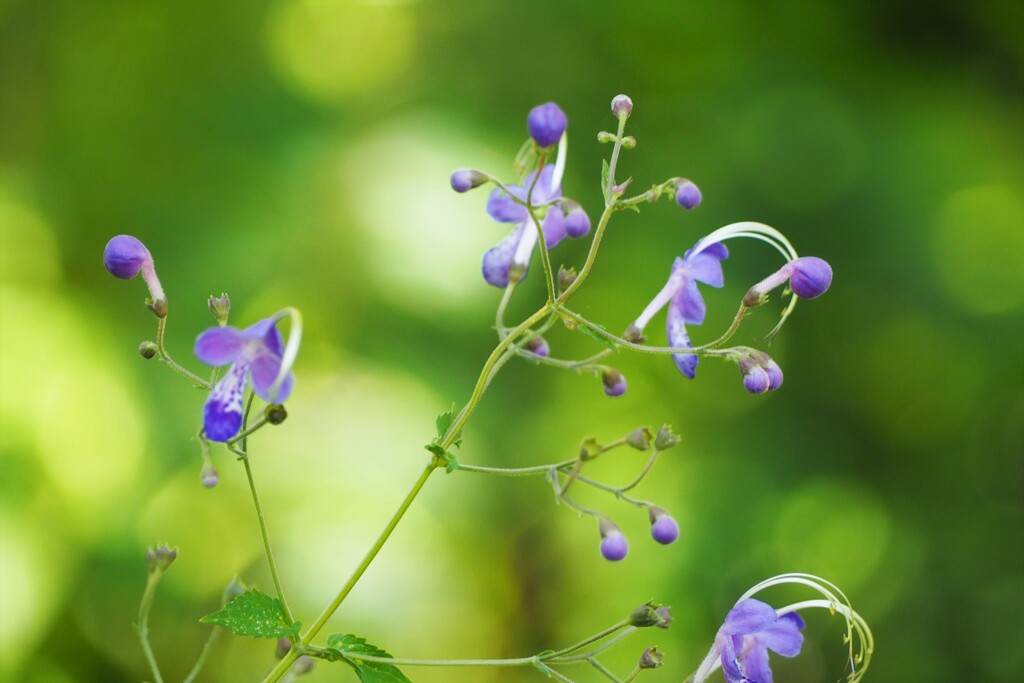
[604,114,629,202]
[155,316,211,388]
[590,658,625,683]
[617,448,660,494]
[136,573,165,683]
[495,282,518,337]
[524,154,557,303]
[182,625,222,683]
[457,459,576,477]
[241,455,294,625]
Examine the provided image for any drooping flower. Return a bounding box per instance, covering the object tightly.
[481,138,590,287]
[698,598,805,683]
[194,318,295,442]
[103,234,166,313]
[626,239,729,378]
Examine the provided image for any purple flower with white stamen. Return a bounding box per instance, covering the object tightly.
[481,139,590,287]
[629,239,729,379]
[694,598,805,683]
[194,318,295,442]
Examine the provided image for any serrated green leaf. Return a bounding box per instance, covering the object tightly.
[424,442,446,457]
[434,404,456,438]
[444,451,459,474]
[326,633,412,683]
[576,323,618,351]
[199,588,299,638]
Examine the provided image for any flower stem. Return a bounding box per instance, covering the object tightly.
[604,114,629,203]
[457,459,576,477]
[136,572,165,683]
[240,454,294,625]
[182,625,222,683]
[155,316,211,388]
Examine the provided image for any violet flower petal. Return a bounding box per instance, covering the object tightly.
[667,300,698,378]
[677,279,708,326]
[543,206,567,247]
[250,353,294,404]
[741,644,774,683]
[486,186,529,223]
[756,612,805,657]
[482,225,525,287]
[203,362,249,441]
[194,327,245,366]
[722,599,778,635]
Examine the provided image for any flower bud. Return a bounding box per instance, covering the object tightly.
[222,577,246,603]
[146,544,177,574]
[579,436,602,461]
[138,341,158,359]
[562,200,591,238]
[449,169,488,193]
[639,647,663,669]
[628,602,664,627]
[623,324,646,343]
[611,94,633,118]
[104,235,152,280]
[527,102,567,148]
[654,425,680,451]
[275,637,291,659]
[739,351,783,393]
[601,369,627,397]
[293,656,315,675]
[621,136,637,150]
[557,266,577,292]
[655,606,673,629]
[626,427,653,451]
[649,506,680,545]
[525,335,550,357]
[597,131,617,144]
[674,179,702,210]
[200,464,219,488]
[266,404,288,425]
[208,293,231,325]
[104,235,167,314]
[788,256,833,299]
[599,519,628,561]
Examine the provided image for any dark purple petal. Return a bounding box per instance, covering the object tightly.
[756,612,805,657]
[203,363,249,442]
[676,279,708,325]
[651,515,679,544]
[740,643,774,683]
[789,256,832,299]
[543,206,567,248]
[194,326,244,366]
[667,301,698,378]
[722,599,778,636]
[250,353,294,403]
[527,102,568,148]
[103,235,152,279]
[482,225,525,287]
[599,530,629,561]
[486,186,529,223]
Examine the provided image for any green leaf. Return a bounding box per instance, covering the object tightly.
[576,323,618,351]
[199,588,300,639]
[443,451,459,474]
[601,158,611,201]
[433,404,463,447]
[326,633,412,683]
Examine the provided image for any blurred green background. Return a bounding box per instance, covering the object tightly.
[1,0,1022,681]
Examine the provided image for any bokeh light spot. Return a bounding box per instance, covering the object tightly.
[337,114,508,314]
[772,479,890,590]
[0,187,60,286]
[931,184,1024,315]
[266,0,416,102]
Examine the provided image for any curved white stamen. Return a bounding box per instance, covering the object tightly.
[693,221,799,262]
[551,132,568,191]
[267,306,302,403]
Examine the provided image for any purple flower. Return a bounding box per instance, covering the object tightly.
[707,599,806,683]
[103,234,166,310]
[194,318,295,442]
[599,518,629,561]
[482,161,590,287]
[744,256,833,306]
[629,239,729,379]
[450,169,488,193]
[675,179,702,210]
[649,508,679,545]
[527,102,567,148]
